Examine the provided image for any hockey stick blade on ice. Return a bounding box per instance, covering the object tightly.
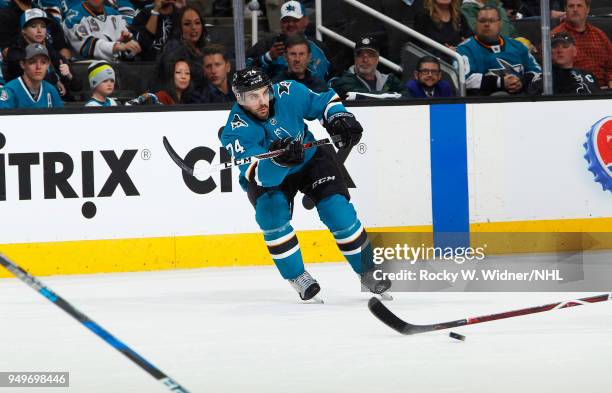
[368,293,611,336]
[0,254,190,393]
[163,135,339,177]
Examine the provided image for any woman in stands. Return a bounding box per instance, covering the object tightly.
[155,58,199,104]
[414,0,473,54]
[4,9,81,100]
[152,6,208,90]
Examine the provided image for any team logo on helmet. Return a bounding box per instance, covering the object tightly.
[583,116,612,193]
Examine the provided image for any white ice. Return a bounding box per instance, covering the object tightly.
[1,261,611,393]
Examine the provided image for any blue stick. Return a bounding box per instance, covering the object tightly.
[0,254,190,393]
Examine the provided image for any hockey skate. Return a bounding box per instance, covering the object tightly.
[289,271,323,303]
[360,269,393,300]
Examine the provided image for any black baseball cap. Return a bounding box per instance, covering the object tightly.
[551,32,575,46]
[354,36,379,55]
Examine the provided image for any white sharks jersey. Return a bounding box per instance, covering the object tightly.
[63,2,129,60]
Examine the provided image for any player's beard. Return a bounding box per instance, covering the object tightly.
[252,104,269,120]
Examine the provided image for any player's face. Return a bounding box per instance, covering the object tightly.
[241,86,271,120]
[552,42,577,69]
[22,55,50,82]
[203,54,230,89]
[181,9,203,44]
[23,20,47,44]
[285,43,310,76]
[415,62,442,87]
[173,61,191,92]
[355,49,379,78]
[97,79,115,96]
[476,9,501,41]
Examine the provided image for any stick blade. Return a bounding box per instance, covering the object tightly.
[368,297,411,335]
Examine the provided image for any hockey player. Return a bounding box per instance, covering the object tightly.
[4,43,63,109]
[220,68,391,301]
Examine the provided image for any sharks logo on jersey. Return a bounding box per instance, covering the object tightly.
[488,58,524,78]
[231,114,248,130]
[278,81,292,96]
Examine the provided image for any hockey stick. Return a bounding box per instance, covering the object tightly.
[0,254,190,393]
[163,135,339,177]
[368,293,611,335]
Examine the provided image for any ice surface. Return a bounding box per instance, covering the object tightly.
[1,261,611,393]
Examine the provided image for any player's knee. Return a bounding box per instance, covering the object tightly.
[316,194,357,232]
[255,191,292,230]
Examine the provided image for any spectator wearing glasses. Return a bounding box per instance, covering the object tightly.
[529,32,601,96]
[551,0,611,89]
[461,0,515,37]
[405,56,455,98]
[455,6,541,95]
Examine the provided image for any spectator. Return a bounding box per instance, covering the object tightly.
[131,0,185,61]
[0,1,72,60]
[414,0,473,54]
[155,58,197,104]
[331,36,407,100]
[4,43,63,108]
[5,9,81,99]
[199,44,235,103]
[246,0,334,81]
[461,0,515,37]
[529,32,600,95]
[61,0,136,23]
[272,34,327,93]
[154,5,207,90]
[405,55,455,98]
[63,0,141,61]
[455,6,541,95]
[84,60,119,106]
[552,0,612,89]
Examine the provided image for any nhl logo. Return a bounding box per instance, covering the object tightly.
[583,116,612,193]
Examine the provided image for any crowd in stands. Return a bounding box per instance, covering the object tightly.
[0,0,609,110]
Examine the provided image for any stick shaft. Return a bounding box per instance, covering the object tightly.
[0,255,190,393]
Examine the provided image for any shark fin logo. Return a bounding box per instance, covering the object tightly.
[583,116,612,193]
[231,114,248,130]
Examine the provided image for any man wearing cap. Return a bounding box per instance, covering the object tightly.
[246,0,333,81]
[331,36,406,100]
[4,43,63,108]
[529,32,600,96]
[551,0,611,89]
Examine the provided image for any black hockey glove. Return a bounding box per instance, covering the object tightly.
[270,137,304,167]
[324,112,363,149]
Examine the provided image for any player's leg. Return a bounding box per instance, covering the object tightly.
[251,189,321,300]
[300,147,391,294]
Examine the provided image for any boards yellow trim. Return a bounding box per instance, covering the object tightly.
[0,218,609,278]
